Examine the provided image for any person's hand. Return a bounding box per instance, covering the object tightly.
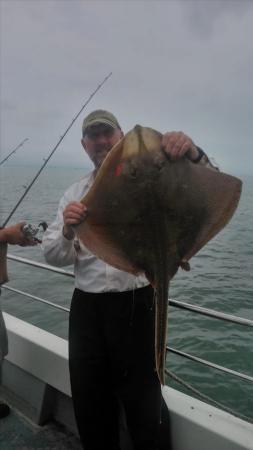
[62,202,87,240]
[63,202,87,226]
[162,131,199,162]
[1,222,37,246]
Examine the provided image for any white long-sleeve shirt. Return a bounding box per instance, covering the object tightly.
[42,171,148,293]
[42,150,217,294]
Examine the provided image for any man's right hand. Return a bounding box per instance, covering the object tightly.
[63,202,87,225]
[62,202,87,240]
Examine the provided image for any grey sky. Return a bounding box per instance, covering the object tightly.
[1,0,252,175]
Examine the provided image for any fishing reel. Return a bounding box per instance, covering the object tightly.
[22,222,48,244]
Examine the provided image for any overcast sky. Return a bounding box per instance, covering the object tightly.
[1,0,252,175]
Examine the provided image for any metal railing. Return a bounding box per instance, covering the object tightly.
[166,346,253,383]
[3,253,253,386]
[2,284,70,313]
[7,254,74,277]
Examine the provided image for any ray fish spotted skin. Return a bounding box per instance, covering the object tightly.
[75,125,242,384]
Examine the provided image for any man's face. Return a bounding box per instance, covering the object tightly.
[81,124,123,169]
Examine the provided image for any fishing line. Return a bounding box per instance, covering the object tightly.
[0,138,29,166]
[1,72,112,229]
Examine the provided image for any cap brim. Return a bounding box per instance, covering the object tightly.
[83,119,117,135]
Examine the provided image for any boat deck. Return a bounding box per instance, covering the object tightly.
[0,396,82,450]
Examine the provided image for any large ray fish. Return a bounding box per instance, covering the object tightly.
[75,125,242,384]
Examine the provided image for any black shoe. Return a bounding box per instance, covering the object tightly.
[0,402,10,419]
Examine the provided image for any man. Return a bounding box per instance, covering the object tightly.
[0,222,37,418]
[42,110,216,450]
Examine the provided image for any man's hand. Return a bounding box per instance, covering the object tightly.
[162,131,199,162]
[62,202,87,240]
[63,202,87,225]
[0,222,37,246]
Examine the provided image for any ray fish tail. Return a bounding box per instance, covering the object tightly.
[154,262,170,386]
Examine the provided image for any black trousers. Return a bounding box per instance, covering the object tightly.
[69,285,162,450]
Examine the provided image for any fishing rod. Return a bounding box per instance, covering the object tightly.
[1,71,112,229]
[0,138,29,166]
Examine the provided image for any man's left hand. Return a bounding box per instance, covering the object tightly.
[162,131,199,161]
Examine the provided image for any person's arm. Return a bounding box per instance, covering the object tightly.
[162,131,219,171]
[42,195,87,267]
[42,174,93,268]
[0,222,38,284]
[42,196,76,267]
[62,201,87,240]
[0,222,35,245]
